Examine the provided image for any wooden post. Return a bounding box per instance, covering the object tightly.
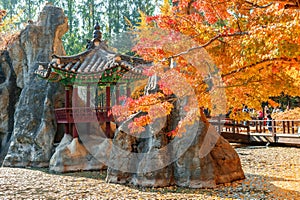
[95,86,98,108]
[65,86,71,135]
[255,120,258,133]
[71,86,77,138]
[283,121,286,134]
[72,87,78,138]
[72,125,79,138]
[287,121,290,134]
[292,121,295,134]
[232,120,235,134]
[73,87,78,107]
[106,86,111,138]
[247,121,250,142]
[86,84,90,134]
[101,93,104,108]
[86,84,90,107]
[217,116,221,135]
[273,120,276,133]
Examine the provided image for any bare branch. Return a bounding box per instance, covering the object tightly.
[215,79,264,89]
[221,57,299,78]
[245,1,273,8]
[167,32,248,59]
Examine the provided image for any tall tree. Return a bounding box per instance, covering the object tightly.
[113,0,300,133]
[0,0,18,19]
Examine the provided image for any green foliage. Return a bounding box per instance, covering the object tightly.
[0,0,162,55]
[62,30,86,55]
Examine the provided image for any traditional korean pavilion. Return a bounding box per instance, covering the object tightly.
[35,23,150,139]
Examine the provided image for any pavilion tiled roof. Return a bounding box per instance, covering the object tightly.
[49,44,149,76]
[35,23,151,85]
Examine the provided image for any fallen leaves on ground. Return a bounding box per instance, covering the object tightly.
[0,145,299,199]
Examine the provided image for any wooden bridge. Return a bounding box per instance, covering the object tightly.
[209,118,300,146]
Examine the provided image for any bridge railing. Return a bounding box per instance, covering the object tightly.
[209,117,300,135]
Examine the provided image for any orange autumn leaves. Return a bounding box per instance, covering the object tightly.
[112,93,174,134]
[114,0,300,133]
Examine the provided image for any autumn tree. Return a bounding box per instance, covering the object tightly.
[112,0,300,134]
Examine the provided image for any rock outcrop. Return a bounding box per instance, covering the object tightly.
[106,117,245,188]
[2,6,67,167]
[49,134,108,173]
[106,77,245,188]
[0,50,22,163]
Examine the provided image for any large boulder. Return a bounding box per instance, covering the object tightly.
[49,119,112,172]
[106,117,245,188]
[2,5,67,167]
[49,135,107,173]
[106,77,245,188]
[173,124,245,188]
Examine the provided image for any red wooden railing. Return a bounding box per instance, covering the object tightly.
[55,107,113,123]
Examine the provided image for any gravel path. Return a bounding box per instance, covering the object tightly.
[0,146,299,199]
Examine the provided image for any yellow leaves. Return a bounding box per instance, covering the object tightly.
[160,0,172,16]
[124,16,134,31]
[0,10,22,50]
[137,10,148,30]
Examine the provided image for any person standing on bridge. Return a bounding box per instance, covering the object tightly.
[266,111,273,134]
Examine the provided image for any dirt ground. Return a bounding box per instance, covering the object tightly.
[0,145,299,199]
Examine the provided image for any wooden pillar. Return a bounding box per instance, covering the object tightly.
[72,125,79,138]
[86,84,91,107]
[106,86,111,138]
[217,116,221,135]
[95,86,98,107]
[101,93,104,108]
[106,86,111,109]
[72,86,78,138]
[65,86,71,135]
[73,86,78,106]
[86,84,91,134]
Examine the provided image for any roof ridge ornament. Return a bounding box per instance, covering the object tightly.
[93,22,102,41]
[86,22,106,49]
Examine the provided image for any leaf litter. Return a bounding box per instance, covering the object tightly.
[0,145,299,199]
